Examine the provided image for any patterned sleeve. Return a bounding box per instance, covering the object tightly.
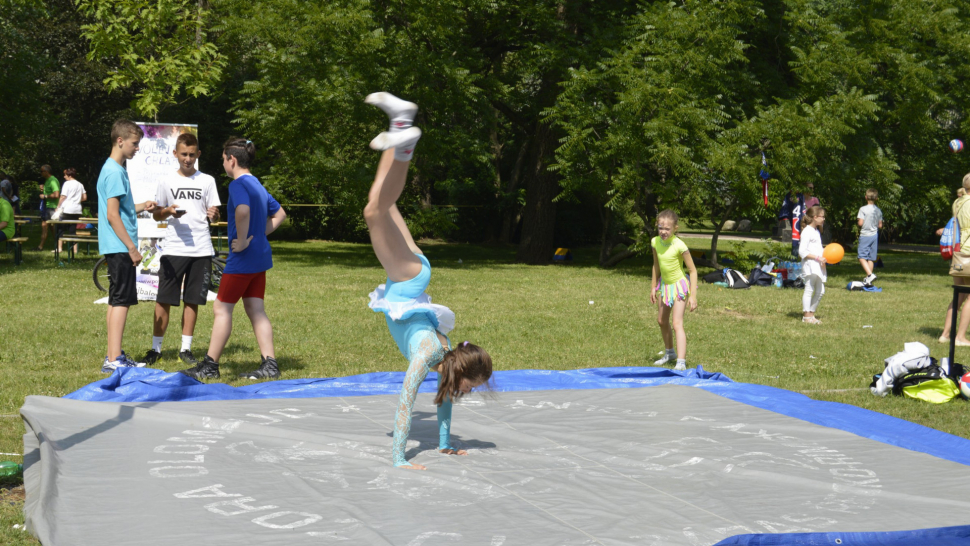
[390,330,447,467]
[436,374,453,451]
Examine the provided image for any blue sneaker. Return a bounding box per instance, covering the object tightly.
[101,352,147,374]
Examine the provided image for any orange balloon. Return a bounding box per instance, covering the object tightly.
[822,243,844,264]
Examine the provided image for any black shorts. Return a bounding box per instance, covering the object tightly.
[106,252,138,307]
[156,255,211,306]
[56,213,81,237]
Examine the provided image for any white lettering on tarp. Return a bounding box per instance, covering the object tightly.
[245,413,283,425]
[205,497,278,516]
[150,425,238,479]
[166,437,221,444]
[148,454,204,464]
[149,466,208,478]
[407,531,462,546]
[200,417,242,432]
[174,484,242,499]
[154,444,210,455]
[251,511,323,529]
[510,400,571,410]
[269,408,316,419]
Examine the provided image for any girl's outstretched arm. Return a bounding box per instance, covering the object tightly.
[682,250,698,312]
[391,354,432,470]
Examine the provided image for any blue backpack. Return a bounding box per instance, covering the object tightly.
[941,216,960,260]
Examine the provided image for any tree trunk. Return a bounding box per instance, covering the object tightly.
[499,137,530,243]
[709,201,738,266]
[515,122,558,264]
[598,205,613,264]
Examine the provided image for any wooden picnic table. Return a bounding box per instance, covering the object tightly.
[46,219,98,262]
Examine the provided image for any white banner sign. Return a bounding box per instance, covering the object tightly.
[127,122,199,239]
[124,122,199,300]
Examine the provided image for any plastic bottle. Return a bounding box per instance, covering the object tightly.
[0,461,23,483]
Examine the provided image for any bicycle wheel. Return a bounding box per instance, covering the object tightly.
[210,257,225,291]
[93,257,109,292]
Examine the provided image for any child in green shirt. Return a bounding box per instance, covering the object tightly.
[650,209,699,371]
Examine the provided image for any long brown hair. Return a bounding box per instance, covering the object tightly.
[435,342,493,405]
[804,205,825,230]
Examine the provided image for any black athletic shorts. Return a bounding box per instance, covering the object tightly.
[156,255,211,306]
[106,252,138,307]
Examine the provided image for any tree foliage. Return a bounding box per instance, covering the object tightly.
[7,0,970,261]
[75,0,226,120]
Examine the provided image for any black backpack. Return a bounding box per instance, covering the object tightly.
[722,268,750,289]
[747,268,774,287]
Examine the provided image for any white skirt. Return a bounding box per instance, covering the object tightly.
[368,284,456,334]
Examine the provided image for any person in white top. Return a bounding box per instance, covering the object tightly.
[142,133,221,367]
[799,206,827,324]
[55,168,87,254]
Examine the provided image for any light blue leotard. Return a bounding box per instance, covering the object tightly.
[371,254,455,467]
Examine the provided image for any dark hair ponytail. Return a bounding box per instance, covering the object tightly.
[435,342,493,405]
[223,137,256,169]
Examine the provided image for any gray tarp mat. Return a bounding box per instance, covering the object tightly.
[21,385,970,545]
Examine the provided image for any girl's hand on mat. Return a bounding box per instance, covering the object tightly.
[688,296,697,312]
[400,463,427,470]
[231,235,253,253]
[440,448,468,456]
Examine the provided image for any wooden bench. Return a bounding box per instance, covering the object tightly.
[5,236,28,265]
[58,236,99,262]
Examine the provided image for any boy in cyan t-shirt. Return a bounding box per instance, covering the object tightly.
[97,119,158,373]
[179,137,286,381]
[857,188,883,286]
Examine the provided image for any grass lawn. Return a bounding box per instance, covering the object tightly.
[1,228,968,544]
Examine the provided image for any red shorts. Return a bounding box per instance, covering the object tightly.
[216,272,266,304]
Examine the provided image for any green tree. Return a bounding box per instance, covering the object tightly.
[75,0,226,120]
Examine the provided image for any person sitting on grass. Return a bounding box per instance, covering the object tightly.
[179,138,286,381]
[363,92,493,469]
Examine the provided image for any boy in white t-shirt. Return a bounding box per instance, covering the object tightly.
[142,133,221,366]
[856,188,883,286]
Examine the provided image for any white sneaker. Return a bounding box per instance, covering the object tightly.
[654,352,674,366]
[864,273,876,285]
[674,361,687,371]
[364,92,417,131]
[369,126,422,151]
[101,352,146,374]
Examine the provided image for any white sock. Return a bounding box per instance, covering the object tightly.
[152,336,164,352]
[364,92,417,132]
[181,335,193,352]
[369,127,422,162]
[666,349,675,356]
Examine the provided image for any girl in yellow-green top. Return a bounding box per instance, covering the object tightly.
[650,210,698,371]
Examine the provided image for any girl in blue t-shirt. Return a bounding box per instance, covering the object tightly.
[363,92,493,470]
